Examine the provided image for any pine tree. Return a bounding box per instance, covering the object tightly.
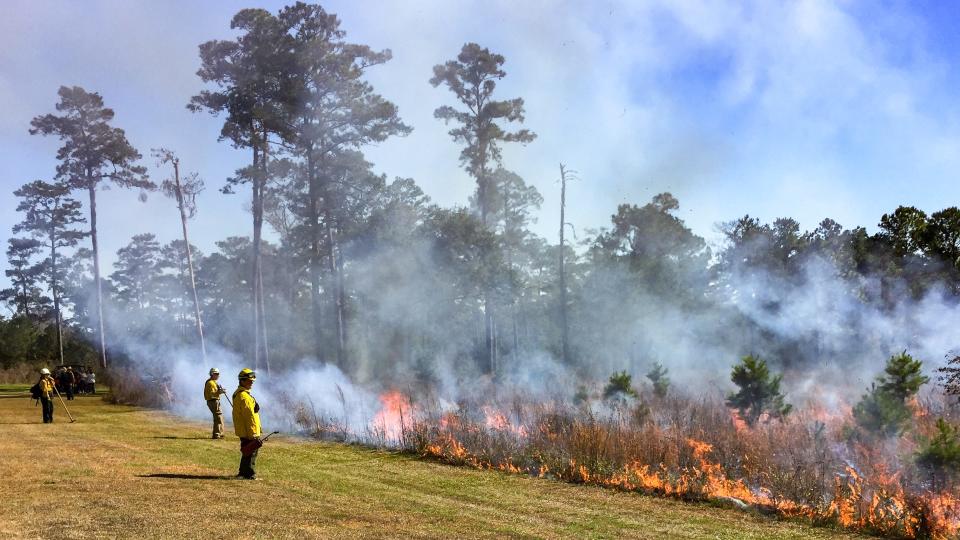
[604,371,638,401]
[1,238,47,318]
[879,351,930,401]
[854,352,929,436]
[12,180,86,364]
[30,86,152,368]
[430,43,536,375]
[916,418,960,490]
[726,355,792,426]
[190,8,293,370]
[647,361,670,398]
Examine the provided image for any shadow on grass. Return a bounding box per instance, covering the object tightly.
[137,473,236,480]
[151,436,216,440]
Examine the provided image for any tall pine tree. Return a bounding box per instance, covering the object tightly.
[30,86,152,367]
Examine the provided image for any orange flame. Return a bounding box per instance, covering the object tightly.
[371,390,413,442]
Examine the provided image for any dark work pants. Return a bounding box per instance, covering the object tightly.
[41,397,53,423]
[239,438,258,478]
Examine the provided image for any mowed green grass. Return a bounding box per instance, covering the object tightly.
[0,384,31,393]
[0,395,864,539]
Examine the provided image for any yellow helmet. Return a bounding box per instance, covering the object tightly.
[238,368,256,381]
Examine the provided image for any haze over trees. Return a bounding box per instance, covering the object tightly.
[3,2,960,413]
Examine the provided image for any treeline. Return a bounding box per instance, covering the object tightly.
[5,3,960,386]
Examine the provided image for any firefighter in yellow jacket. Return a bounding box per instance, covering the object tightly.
[203,368,227,439]
[38,368,55,423]
[233,368,261,479]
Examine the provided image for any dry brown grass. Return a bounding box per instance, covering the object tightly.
[400,394,960,538]
[0,364,40,384]
[0,391,866,539]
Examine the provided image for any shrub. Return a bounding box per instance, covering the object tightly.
[646,361,670,398]
[102,366,170,408]
[853,383,913,437]
[726,355,791,426]
[0,363,42,384]
[916,418,960,487]
[603,371,638,401]
[854,352,928,437]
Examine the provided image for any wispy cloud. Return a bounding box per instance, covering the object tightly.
[1,0,958,285]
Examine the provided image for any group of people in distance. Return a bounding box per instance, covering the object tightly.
[51,365,96,399]
[204,367,263,480]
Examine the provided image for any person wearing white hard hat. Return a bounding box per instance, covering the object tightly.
[37,368,55,423]
[203,368,227,439]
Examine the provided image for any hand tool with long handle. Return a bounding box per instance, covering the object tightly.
[52,385,76,423]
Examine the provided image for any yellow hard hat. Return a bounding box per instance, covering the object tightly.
[238,368,256,380]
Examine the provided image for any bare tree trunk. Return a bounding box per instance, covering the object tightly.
[172,159,207,361]
[88,182,107,369]
[256,128,271,373]
[478,158,496,376]
[325,212,346,369]
[335,229,347,361]
[307,150,324,362]
[49,231,64,366]
[503,176,520,365]
[558,164,571,366]
[258,262,270,375]
[251,141,264,371]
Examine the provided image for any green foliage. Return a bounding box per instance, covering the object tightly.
[878,351,930,400]
[1,238,47,318]
[853,352,928,437]
[0,316,42,368]
[592,194,710,300]
[916,418,960,477]
[603,371,638,401]
[852,383,914,437]
[0,315,94,371]
[30,86,151,193]
[726,355,792,426]
[430,42,535,222]
[646,362,670,398]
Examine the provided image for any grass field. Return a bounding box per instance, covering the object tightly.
[0,392,865,539]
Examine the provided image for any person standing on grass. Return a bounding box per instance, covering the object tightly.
[38,368,55,423]
[233,368,261,480]
[204,368,227,439]
[61,367,75,400]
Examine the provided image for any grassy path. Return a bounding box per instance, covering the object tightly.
[0,390,863,539]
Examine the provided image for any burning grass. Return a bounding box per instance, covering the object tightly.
[0,389,859,539]
[306,388,960,539]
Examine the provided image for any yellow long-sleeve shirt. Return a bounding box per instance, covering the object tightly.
[232,387,261,439]
[203,379,221,401]
[39,376,54,398]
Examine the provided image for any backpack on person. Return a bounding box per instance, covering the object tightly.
[29,383,41,400]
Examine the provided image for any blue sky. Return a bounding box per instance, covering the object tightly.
[3,0,960,296]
